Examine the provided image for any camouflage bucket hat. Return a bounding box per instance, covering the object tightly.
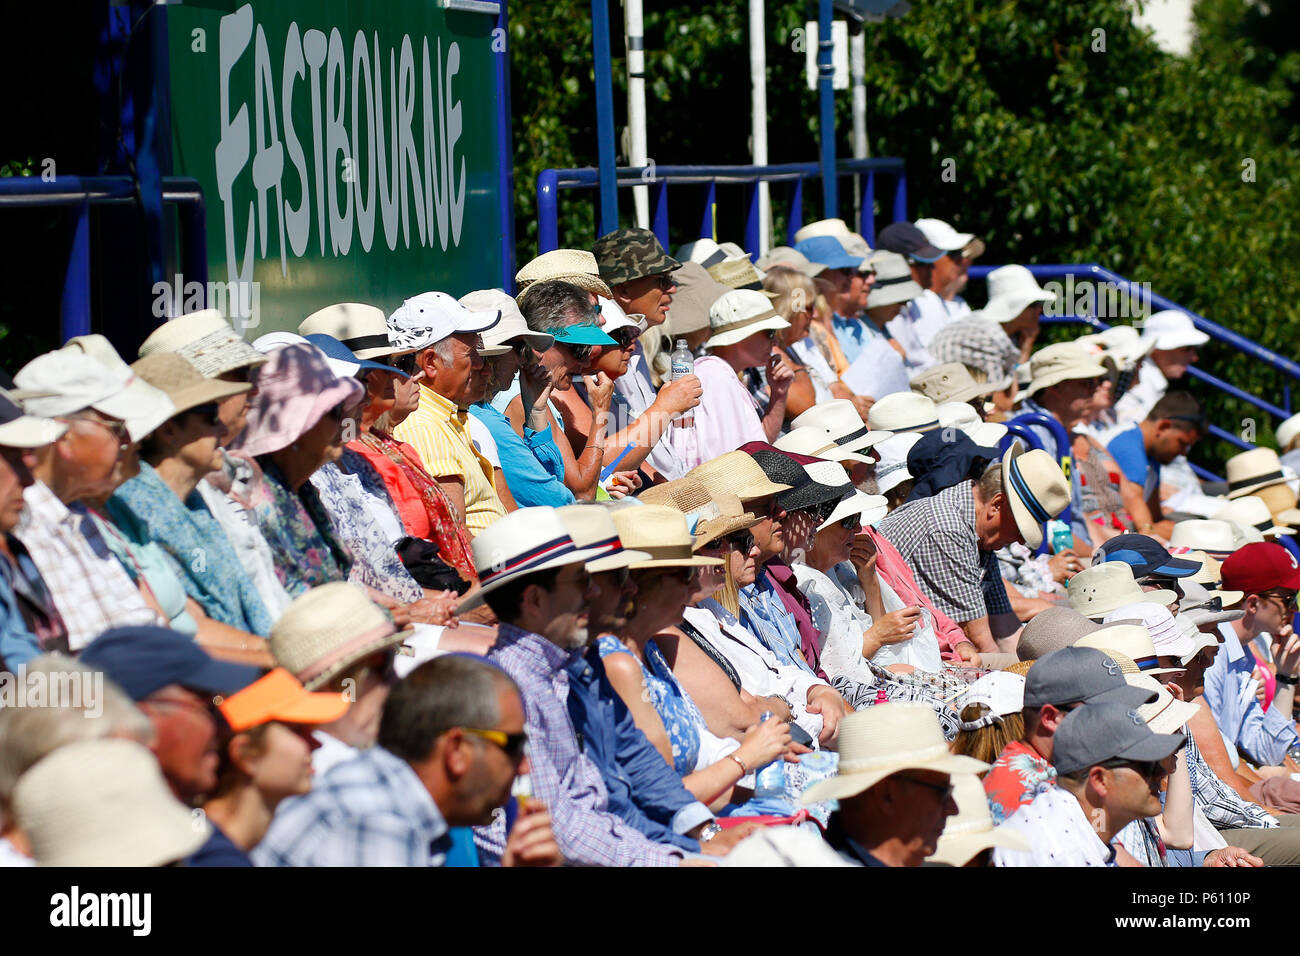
[592,227,682,287]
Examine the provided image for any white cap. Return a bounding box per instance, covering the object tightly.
[460,289,552,352]
[1141,310,1209,350]
[17,341,175,443]
[1278,412,1300,453]
[953,672,1026,730]
[875,431,923,494]
[937,401,1008,447]
[594,296,647,336]
[915,217,984,258]
[387,291,502,353]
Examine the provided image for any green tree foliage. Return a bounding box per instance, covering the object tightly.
[509,0,1300,468]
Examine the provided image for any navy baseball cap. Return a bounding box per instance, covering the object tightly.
[80,626,261,702]
[1023,646,1155,710]
[1097,533,1200,579]
[1051,701,1186,776]
[875,222,945,263]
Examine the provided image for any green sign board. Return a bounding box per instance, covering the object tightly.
[165,0,507,332]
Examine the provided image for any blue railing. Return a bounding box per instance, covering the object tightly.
[536,157,907,259]
[971,263,1300,482]
[0,174,207,343]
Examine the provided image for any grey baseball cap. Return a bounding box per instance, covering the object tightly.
[1051,701,1186,775]
[1023,647,1156,709]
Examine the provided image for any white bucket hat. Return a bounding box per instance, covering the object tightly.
[676,237,731,269]
[1170,519,1238,559]
[1078,622,1185,677]
[1068,562,1177,620]
[792,218,852,245]
[915,217,985,259]
[800,703,988,805]
[979,265,1055,325]
[1075,325,1156,372]
[937,401,1008,448]
[952,671,1025,730]
[460,289,554,352]
[137,308,269,376]
[792,399,892,454]
[557,504,650,573]
[459,506,610,611]
[704,289,789,349]
[14,738,208,867]
[1022,342,1108,397]
[775,425,875,466]
[868,392,940,433]
[926,773,1028,867]
[1214,495,1295,538]
[1001,441,1071,550]
[299,302,401,360]
[1277,412,1300,453]
[875,432,923,494]
[1141,310,1209,350]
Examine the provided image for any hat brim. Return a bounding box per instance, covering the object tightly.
[1146,701,1200,735]
[801,752,989,805]
[704,316,791,350]
[833,429,893,455]
[1225,476,1291,499]
[181,658,263,698]
[301,626,415,691]
[1086,683,1160,708]
[257,688,352,727]
[867,280,925,309]
[928,825,1028,867]
[628,555,724,570]
[1002,441,1045,550]
[1152,331,1210,350]
[1077,588,1179,620]
[552,325,619,346]
[1116,729,1187,764]
[818,491,889,531]
[456,545,612,612]
[1023,361,1109,398]
[925,381,997,405]
[586,547,652,573]
[0,415,65,448]
[778,481,852,517]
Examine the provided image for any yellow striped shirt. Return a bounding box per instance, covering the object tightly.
[393,385,505,537]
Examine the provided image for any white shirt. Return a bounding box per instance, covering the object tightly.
[885,298,940,373]
[789,338,836,404]
[993,786,1117,867]
[615,342,680,480]
[911,289,972,348]
[311,730,359,778]
[1112,357,1167,426]
[466,413,501,469]
[682,600,828,742]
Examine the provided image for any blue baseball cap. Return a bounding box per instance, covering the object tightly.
[550,323,618,346]
[875,222,945,263]
[793,236,863,271]
[80,626,262,702]
[1097,533,1200,579]
[304,333,408,378]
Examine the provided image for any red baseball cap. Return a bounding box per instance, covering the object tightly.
[1221,542,1300,594]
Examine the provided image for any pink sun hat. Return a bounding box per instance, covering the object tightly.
[232,342,363,458]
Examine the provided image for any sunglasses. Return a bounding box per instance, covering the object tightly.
[726,528,755,553]
[463,727,528,762]
[1100,758,1166,782]
[393,352,419,375]
[563,341,594,362]
[650,273,677,291]
[839,514,862,531]
[609,328,640,348]
[1261,590,1299,613]
[896,775,955,802]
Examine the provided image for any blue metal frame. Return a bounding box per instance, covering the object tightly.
[817,0,836,218]
[590,0,619,236]
[535,158,907,256]
[0,176,207,342]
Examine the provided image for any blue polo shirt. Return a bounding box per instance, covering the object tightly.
[1107,423,1158,498]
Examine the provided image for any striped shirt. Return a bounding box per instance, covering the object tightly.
[393,385,506,537]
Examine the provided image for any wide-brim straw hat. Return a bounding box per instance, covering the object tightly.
[1215,495,1295,537]
[791,399,892,455]
[137,308,269,376]
[775,426,874,465]
[868,392,941,433]
[1067,562,1177,620]
[637,478,759,547]
[1170,520,1238,560]
[911,362,996,406]
[707,255,768,291]
[233,343,364,458]
[270,581,414,690]
[1126,673,1200,734]
[556,503,650,573]
[131,352,250,417]
[1002,441,1071,550]
[612,505,723,568]
[14,738,208,867]
[300,302,401,360]
[926,773,1028,867]
[515,249,613,300]
[1182,550,1245,607]
[801,703,988,805]
[1077,624,1185,677]
[1022,342,1108,397]
[459,506,609,611]
[1226,447,1291,499]
[686,450,792,503]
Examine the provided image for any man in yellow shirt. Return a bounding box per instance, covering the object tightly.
[389,291,510,537]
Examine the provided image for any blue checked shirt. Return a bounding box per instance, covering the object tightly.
[1204,626,1300,767]
[477,623,683,866]
[739,576,812,674]
[253,745,451,867]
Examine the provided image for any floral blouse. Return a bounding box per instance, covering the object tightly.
[249,458,352,597]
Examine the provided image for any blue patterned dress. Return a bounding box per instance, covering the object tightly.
[596,635,703,777]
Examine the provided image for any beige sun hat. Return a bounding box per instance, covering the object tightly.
[756,245,827,279]
[792,399,892,453]
[775,425,874,466]
[1127,673,1200,733]
[686,450,792,502]
[707,256,769,291]
[864,252,923,308]
[1225,447,1291,499]
[867,392,941,433]
[460,289,554,352]
[1022,342,1108,397]
[1001,441,1070,550]
[1075,325,1157,373]
[1076,624,1184,677]
[1184,550,1245,607]
[792,218,852,245]
[137,308,269,376]
[911,362,996,406]
[270,581,414,690]
[980,265,1056,325]
[1067,562,1177,620]
[641,479,761,547]
[1215,495,1295,538]
[130,352,250,417]
[299,303,400,360]
[14,738,208,867]
[926,773,1029,867]
[515,249,613,301]
[705,289,788,349]
[611,506,723,569]
[556,504,651,574]
[801,703,988,805]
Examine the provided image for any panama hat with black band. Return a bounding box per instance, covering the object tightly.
[1000,441,1070,550]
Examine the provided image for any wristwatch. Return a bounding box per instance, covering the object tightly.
[1277,672,1299,686]
[697,822,723,844]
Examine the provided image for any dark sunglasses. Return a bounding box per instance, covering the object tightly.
[839,514,862,531]
[610,328,640,348]
[463,727,528,762]
[650,273,676,291]
[187,402,223,427]
[726,528,755,553]
[563,341,594,362]
[1099,758,1165,781]
[1261,590,1299,613]
[393,352,419,375]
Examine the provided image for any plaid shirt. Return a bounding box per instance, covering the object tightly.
[393,385,506,536]
[1184,730,1277,830]
[254,745,451,867]
[875,479,1012,623]
[476,622,682,866]
[15,481,160,651]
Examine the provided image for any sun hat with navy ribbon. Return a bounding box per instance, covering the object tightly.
[457,506,610,611]
[1000,440,1070,550]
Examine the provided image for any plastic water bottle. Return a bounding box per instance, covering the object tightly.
[752,711,786,800]
[669,338,695,428]
[1047,518,1074,554]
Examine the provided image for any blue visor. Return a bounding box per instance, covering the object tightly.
[551,323,618,346]
[305,333,408,377]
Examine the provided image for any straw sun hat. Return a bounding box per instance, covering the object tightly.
[926,772,1029,867]
[515,249,614,301]
[131,352,250,418]
[611,506,722,569]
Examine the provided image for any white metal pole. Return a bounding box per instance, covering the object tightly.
[749,0,771,253]
[625,0,650,229]
[850,26,867,232]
